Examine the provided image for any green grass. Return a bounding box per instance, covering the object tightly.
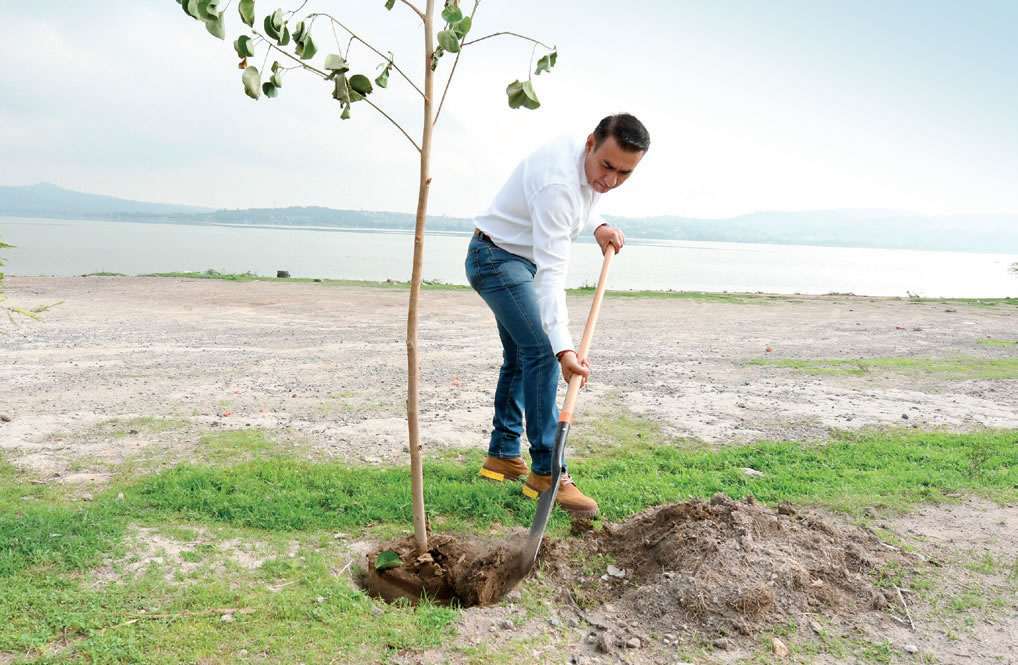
[3,423,1017,663]
[748,356,1018,380]
[977,339,1018,347]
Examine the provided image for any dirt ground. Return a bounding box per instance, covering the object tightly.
[2,276,1017,663]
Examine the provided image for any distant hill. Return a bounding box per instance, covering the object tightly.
[2,183,1017,253]
[0,182,212,216]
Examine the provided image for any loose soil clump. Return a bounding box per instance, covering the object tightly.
[558,494,913,646]
[362,528,532,607]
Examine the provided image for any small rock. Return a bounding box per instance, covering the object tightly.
[777,501,796,516]
[221,613,234,623]
[80,493,94,502]
[498,618,513,630]
[596,632,615,654]
[505,590,522,603]
[664,633,676,641]
[316,596,325,604]
[903,644,919,654]
[742,467,765,479]
[772,636,789,656]
[606,564,626,579]
[714,638,733,650]
[663,571,675,579]
[238,649,248,656]
[625,637,641,649]
[116,492,125,501]
[0,414,12,422]
[809,620,823,634]
[549,615,561,627]
[603,603,616,614]
[901,413,909,420]
[568,617,580,628]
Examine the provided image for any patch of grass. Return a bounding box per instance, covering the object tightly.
[1,543,458,663]
[197,429,278,463]
[106,425,1018,535]
[748,356,1018,380]
[81,272,126,277]
[977,339,1018,347]
[141,271,471,291]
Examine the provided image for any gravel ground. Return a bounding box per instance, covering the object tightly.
[1,275,1017,479]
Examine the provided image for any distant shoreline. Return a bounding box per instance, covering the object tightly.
[7,271,1016,305]
[5,213,1018,256]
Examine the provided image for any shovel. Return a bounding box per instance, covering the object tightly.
[518,244,616,576]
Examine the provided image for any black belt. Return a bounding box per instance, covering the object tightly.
[473,228,493,242]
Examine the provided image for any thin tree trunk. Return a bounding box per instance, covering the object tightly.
[406,0,435,555]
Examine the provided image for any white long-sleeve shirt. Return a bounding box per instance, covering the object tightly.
[474,135,606,355]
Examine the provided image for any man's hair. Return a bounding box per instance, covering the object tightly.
[592,113,650,153]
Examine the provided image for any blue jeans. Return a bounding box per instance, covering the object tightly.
[465,234,561,476]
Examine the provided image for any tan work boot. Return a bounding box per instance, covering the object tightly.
[479,456,529,482]
[522,472,599,518]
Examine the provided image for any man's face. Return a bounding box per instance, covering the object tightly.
[584,133,645,194]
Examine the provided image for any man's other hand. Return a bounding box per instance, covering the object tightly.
[594,224,625,255]
[558,351,590,387]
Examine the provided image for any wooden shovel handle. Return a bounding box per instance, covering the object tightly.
[559,244,615,423]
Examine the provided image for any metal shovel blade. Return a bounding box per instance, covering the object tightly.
[518,421,568,576]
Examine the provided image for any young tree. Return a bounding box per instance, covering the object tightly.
[175,0,556,554]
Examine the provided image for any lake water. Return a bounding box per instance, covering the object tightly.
[2,216,1016,298]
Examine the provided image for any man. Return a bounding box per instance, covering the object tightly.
[465,113,650,518]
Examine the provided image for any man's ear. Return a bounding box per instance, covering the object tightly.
[585,133,596,153]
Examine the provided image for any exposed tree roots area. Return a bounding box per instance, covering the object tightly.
[364,494,912,654]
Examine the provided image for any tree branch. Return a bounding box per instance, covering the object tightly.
[252,30,418,154]
[307,13,426,99]
[462,31,554,50]
[253,29,329,78]
[433,0,479,126]
[400,0,425,21]
[361,96,422,153]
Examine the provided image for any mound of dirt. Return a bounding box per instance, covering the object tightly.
[555,494,912,646]
[361,529,531,608]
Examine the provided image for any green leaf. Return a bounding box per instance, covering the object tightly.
[279,25,290,46]
[197,0,219,22]
[506,79,540,110]
[535,51,558,75]
[441,5,463,24]
[271,69,283,87]
[271,60,281,73]
[297,33,317,60]
[262,82,278,98]
[234,35,255,58]
[375,550,402,571]
[453,16,471,38]
[324,54,349,73]
[204,12,226,39]
[341,104,351,119]
[349,74,373,96]
[375,64,391,88]
[384,0,396,9]
[238,0,255,26]
[269,8,283,31]
[431,45,444,71]
[332,76,350,104]
[242,66,261,99]
[437,30,460,53]
[263,13,280,40]
[182,0,201,19]
[292,20,306,44]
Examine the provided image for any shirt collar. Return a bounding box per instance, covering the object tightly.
[577,140,591,191]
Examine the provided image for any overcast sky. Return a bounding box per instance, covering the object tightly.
[2,1,1016,219]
